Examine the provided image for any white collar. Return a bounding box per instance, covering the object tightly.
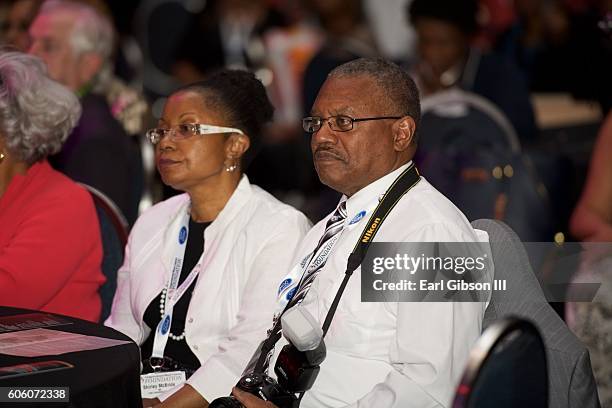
[341,161,413,223]
[161,175,253,272]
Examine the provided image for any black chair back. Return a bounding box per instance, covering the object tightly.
[453,317,548,408]
[80,183,128,322]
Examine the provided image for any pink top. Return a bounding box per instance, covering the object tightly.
[0,160,105,321]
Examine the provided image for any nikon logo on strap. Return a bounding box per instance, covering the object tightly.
[362,217,382,243]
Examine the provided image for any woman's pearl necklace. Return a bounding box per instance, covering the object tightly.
[160,288,186,341]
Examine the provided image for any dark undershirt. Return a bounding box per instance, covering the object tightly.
[141,218,210,370]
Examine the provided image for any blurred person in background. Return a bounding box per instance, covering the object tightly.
[0,50,104,322]
[70,0,149,137]
[1,0,41,51]
[567,113,612,406]
[105,69,310,407]
[0,0,149,137]
[471,0,517,50]
[495,0,611,112]
[301,0,378,116]
[171,0,288,84]
[149,0,288,204]
[28,0,144,225]
[407,0,538,141]
[295,0,380,221]
[570,113,612,242]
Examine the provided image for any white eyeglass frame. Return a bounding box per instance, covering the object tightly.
[146,123,245,145]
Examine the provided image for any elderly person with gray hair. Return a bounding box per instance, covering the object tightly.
[28,0,144,225]
[0,50,104,322]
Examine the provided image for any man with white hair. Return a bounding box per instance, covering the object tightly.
[28,0,143,224]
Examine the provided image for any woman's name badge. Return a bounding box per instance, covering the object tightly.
[141,371,186,398]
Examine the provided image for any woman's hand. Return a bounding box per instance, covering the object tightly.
[232,387,278,408]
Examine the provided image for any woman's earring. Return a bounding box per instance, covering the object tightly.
[224,158,238,172]
[0,152,5,164]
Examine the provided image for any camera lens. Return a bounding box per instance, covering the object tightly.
[209,396,243,408]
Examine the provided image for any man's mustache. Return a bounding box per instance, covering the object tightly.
[313,144,346,162]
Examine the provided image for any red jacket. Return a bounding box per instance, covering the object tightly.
[0,160,104,321]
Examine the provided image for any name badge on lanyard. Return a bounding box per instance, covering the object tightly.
[149,209,203,367]
[141,371,187,398]
[274,206,373,311]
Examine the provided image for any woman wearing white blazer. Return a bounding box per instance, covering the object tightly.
[105,70,310,408]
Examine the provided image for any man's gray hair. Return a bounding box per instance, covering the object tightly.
[38,0,115,91]
[0,50,81,164]
[38,0,114,60]
[329,58,421,131]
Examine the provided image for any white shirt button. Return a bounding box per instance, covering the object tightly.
[193,344,199,350]
[188,317,194,323]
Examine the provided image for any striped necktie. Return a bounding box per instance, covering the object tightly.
[287,200,348,308]
[254,201,348,374]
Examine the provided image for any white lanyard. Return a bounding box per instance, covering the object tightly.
[151,209,203,360]
[275,201,378,310]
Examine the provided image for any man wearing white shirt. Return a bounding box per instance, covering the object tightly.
[234,57,490,408]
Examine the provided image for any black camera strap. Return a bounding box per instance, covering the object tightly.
[321,163,420,334]
[253,163,421,373]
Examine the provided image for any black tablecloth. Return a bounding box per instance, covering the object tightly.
[0,307,141,407]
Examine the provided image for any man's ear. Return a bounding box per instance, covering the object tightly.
[226,133,250,160]
[78,52,103,85]
[393,116,416,152]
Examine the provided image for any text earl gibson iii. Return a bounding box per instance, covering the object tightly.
[372,279,507,292]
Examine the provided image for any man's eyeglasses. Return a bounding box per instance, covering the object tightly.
[302,115,402,133]
[146,123,244,145]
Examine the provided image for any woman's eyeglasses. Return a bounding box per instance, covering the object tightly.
[146,123,244,145]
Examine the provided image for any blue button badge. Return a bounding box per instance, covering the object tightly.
[160,315,171,335]
[286,287,297,301]
[278,278,292,295]
[178,226,188,244]
[349,210,367,225]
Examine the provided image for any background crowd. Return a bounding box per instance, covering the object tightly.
[1,0,609,230]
